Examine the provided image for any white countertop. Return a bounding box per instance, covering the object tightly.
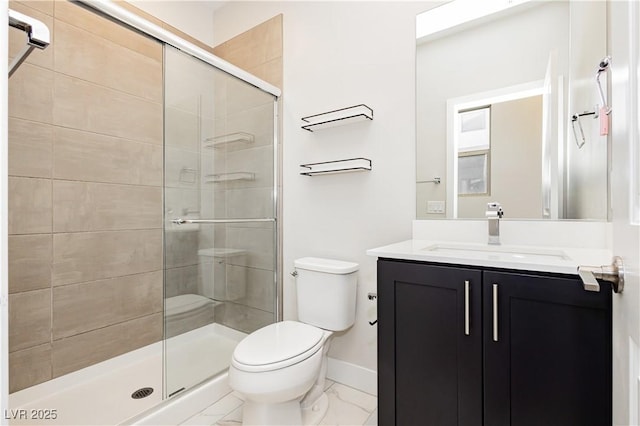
[366,239,613,275]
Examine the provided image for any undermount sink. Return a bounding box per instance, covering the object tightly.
[421,243,570,262]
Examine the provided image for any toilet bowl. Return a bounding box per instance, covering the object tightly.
[229,321,332,425]
[228,257,359,426]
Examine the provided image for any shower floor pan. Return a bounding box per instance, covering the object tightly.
[8,323,245,425]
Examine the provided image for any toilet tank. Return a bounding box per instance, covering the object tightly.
[294,257,358,331]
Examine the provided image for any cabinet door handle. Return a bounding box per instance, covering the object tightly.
[492,283,499,342]
[464,280,470,336]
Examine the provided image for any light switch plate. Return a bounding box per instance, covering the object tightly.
[427,200,445,214]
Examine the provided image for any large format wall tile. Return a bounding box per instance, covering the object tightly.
[228,265,275,312]
[165,146,199,189]
[11,0,53,16]
[8,63,54,124]
[214,302,273,334]
[248,57,283,90]
[8,234,51,294]
[224,187,275,219]
[8,177,52,235]
[165,106,200,151]
[7,0,168,391]
[55,20,162,103]
[52,313,162,377]
[165,229,199,269]
[221,77,275,117]
[54,1,162,62]
[53,181,162,232]
[9,344,52,393]
[52,230,162,286]
[53,74,162,144]
[53,271,162,339]
[217,102,275,149]
[53,127,162,186]
[165,265,199,298]
[9,289,51,352]
[212,14,282,79]
[226,225,275,271]
[164,187,200,222]
[9,118,53,179]
[224,145,275,189]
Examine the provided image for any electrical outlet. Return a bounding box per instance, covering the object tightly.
[427,200,445,214]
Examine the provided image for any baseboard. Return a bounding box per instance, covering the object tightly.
[326,357,377,396]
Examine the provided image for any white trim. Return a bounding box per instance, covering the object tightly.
[1,0,10,423]
[78,0,281,99]
[630,0,640,225]
[326,357,377,397]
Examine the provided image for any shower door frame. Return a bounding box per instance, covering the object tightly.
[162,42,281,397]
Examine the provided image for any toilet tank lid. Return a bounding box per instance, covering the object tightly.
[294,257,359,274]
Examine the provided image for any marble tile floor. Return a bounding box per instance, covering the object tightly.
[180,380,378,426]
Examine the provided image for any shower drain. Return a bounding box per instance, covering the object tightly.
[131,387,154,399]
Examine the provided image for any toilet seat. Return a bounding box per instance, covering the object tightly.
[232,321,324,373]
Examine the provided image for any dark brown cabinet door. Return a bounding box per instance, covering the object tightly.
[483,271,612,426]
[378,260,482,426]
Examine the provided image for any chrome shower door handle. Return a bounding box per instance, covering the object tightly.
[464,280,470,336]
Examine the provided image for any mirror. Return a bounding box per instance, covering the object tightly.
[416,0,609,220]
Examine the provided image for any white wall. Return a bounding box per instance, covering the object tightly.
[566,1,608,220]
[128,0,219,46]
[213,1,431,371]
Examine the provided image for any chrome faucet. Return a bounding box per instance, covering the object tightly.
[486,202,504,245]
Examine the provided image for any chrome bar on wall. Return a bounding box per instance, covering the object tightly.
[172,218,276,225]
[8,9,50,77]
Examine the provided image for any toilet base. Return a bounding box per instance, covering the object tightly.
[242,399,301,426]
[241,392,329,426]
[301,392,329,425]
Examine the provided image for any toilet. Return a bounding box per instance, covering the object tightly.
[229,257,358,426]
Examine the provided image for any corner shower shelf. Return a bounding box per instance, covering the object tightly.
[300,158,372,176]
[301,104,373,132]
[203,132,255,149]
[205,172,255,183]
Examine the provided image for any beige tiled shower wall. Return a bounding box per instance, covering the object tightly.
[213,14,283,90]
[208,16,283,333]
[7,0,163,392]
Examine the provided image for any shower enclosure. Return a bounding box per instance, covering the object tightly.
[5,1,279,423]
[163,45,278,398]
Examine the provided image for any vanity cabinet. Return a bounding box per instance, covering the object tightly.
[378,259,612,426]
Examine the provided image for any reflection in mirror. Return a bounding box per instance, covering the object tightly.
[416,0,609,220]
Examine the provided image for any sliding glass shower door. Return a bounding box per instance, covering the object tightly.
[163,45,278,398]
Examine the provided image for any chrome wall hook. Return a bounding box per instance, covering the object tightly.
[8,9,51,77]
[596,56,612,115]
